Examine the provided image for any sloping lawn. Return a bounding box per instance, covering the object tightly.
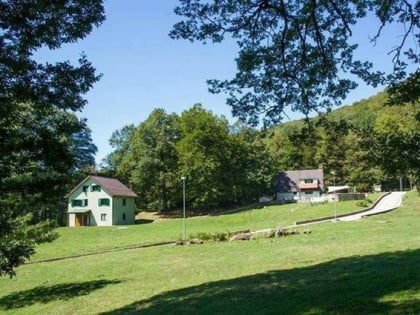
[32,195,380,261]
[0,192,418,314]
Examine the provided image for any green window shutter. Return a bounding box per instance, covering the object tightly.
[91,185,101,192]
[72,199,83,207]
[98,198,110,206]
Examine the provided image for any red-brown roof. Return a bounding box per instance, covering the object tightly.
[65,176,137,198]
[91,176,138,197]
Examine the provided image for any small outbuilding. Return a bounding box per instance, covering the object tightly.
[66,175,137,227]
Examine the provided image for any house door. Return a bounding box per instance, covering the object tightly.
[75,214,88,227]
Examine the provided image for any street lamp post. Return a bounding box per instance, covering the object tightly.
[331,171,337,221]
[181,176,186,241]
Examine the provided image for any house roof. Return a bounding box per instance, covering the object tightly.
[276,169,324,193]
[65,175,138,198]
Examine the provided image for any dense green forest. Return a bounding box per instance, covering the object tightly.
[102,105,276,213]
[103,91,419,213]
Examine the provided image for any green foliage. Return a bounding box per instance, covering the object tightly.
[188,231,229,242]
[107,105,275,213]
[178,105,231,209]
[127,109,180,212]
[371,103,420,186]
[0,213,57,278]
[171,1,419,125]
[356,200,369,208]
[0,0,105,277]
[267,91,419,191]
[107,89,418,213]
[101,124,136,177]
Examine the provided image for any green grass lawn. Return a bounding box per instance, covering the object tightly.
[32,195,381,261]
[0,191,418,314]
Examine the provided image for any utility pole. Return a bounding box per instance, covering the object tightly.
[181,176,186,241]
[331,171,337,221]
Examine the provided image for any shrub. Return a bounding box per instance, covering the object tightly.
[356,200,369,208]
[188,231,229,242]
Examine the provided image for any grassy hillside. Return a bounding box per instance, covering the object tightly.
[32,195,380,261]
[0,191,418,314]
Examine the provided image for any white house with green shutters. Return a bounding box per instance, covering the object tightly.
[66,175,138,227]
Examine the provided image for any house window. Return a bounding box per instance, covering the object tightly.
[82,185,89,193]
[98,198,110,206]
[71,199,88,207]
[91,185,101,192]
[122,198,126,206]
[101,213,106,221]
[122,213,126,220]
[71,199,83,207]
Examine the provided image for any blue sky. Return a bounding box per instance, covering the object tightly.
[34,1,416,164]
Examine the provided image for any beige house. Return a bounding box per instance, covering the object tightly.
[66,175,137,227]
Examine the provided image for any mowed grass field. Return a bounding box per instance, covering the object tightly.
[0,192,419,314]
[31,194,382,261]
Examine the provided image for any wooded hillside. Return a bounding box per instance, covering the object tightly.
[267,91,419,191]
[104,91,419,212]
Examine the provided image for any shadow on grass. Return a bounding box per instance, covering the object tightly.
[101,249,420,314]
[0,279,122,310]
[135,219,155,224]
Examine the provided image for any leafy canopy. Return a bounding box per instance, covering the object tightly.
[171,0,420,125]
[0,0,105,277]
[105,105,275,212]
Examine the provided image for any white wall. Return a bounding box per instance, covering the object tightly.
[67,178,113,226]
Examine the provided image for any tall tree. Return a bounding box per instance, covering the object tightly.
[372,103,420,189]
[0,0,105,277]
[124,109,180,212]
[70,117,98,172]
[177,105,232,210]
[171,0,419,125]
[230,122,276,203]
[315,118,349,185]
[102,124,136,179]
